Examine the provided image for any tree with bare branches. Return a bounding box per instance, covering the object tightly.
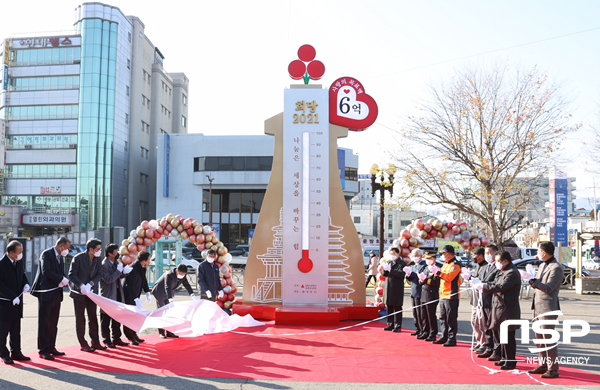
[394,63,579,248]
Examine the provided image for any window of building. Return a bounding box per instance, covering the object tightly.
[345,167,358,181]
[148,74,151,85]
[124,141,128,151]
[128,32,132,42]
[354,216,361,223]
[194,156,274,172]
[6,134,78,150]
[182,94,187,106]
[141,146,144,157]
[127,59,130,69]
[8,75,80,92]
[125,113,129,124]
[126,85,130,96]
[143,71,146,81]
[3,105,79,121]
[4,164,76,179]
[146,98,150,109]
[11,47,80,67]
[181,115,187,128]
[124,169,128,179]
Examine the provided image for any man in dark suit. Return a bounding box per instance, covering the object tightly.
[0,240,30,364]
[100,243,132,348]
[381,247,406,332]
[123,251,151,345]
[477,244,501,360]
[151,264,195,338]
[30,236,70,360]
[197,250,224,302]
[68,238,104,353]
[527,241,564,379]
[405,249,428,338]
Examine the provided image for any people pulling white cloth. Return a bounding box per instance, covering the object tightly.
[80,283,92,294]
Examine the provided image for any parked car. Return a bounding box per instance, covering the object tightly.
[229,244,250,257]
[583,258,600,271]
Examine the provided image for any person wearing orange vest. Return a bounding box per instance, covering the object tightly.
[432,245,462,347]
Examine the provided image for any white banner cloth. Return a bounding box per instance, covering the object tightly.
[85,292,264,337]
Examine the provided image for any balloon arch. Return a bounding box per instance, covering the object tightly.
[372,217,492,310]
[119,214,238,310]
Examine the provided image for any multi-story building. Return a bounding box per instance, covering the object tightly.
[0,2,189,234]
[155,134,359,250]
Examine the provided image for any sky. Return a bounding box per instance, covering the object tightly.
[2,0,600,201]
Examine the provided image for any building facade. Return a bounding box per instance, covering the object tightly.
[0,2,188,235]
[155,133,359,250]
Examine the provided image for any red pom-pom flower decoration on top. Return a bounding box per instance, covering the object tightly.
[288,44,325,84]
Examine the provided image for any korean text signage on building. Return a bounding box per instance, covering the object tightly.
[549,166,568,246]
[22,214,72,226]
[3,39,9,65]
[18,37,72,47]
[40,186,61,195]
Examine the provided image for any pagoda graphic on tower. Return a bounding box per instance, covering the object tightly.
[328,217,354,303]
[251,209,283,303]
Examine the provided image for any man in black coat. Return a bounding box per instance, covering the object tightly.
[405,249,428,338]
[0,241,30,364]
[477,244,501,360]
[30,236,70,360]
[151,264,195,338]
[68,238,104,353]
[419,253,441,341]
[197,250,224,302]
[99,243,132,348]
[481,251,521,370]
[123,251,151,345]
[382,247,405,332]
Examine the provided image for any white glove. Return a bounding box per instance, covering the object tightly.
[85,283,92,292]
[117,263,124,272]
[123,265,133,274]
[218,290,224,299]
[526,264,536,278]
[519,270,533,281]
[80,284,89,294]
[403,266,412,276]
[60,277,69,287]
[191,294,197,301]
[430,265,439,274]
[419,273,427,283]
[382,263,392,272]
[168,298,174,303]
[462,268,472,280]
[476,283,486,291]
[471,277,481,285]
[23,284,30,293]
[146,292,152,303]
[134,298,143,309]
[205,290,212,298]
[12,297,20,306]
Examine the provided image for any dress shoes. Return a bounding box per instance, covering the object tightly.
[541,371,559,379]
[49,349,65,356]
[487,354,502,362]
[494,360,506,366]
[410,331,419,336]
[38,352,55,360]
[474,347,487,354]
[477,350,493,358]
[80,345,95,353]
[470,344,481,351]
[2,356,14,365]
[135,336,145,343]
[10,353,31,361]
[91,342,107,351]
[105,341,116,348]
[159,333,167,339]
[501,364,517,370]
[416,333,428,340]
[443,340,457,347]
[432,338,447,344]
[425,336,436,342]
[392,327,402,333]
[130,339,139,346]
[113,339,129,346]
[383,324,394,331]
[166,331,179,338]
[528,366,548,375]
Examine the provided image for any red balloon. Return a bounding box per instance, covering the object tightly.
[196,234,205,244]
[220,279,227,288]
[401,229,411,240]
[400,239,410,248]
[471,238,481,247]
[166,224,173,231]
[408,246,417,252]
[451,226,461,235]
[183,219,192,230]
[217,293,227,302]
[401,248,410,257]
[231,285,238,294]
[160,218,168,228]
[481,237,491,246]
[378,302,386,310]
[141,220,149,230]
[137,245,146,252]
[402,256,411,264]
[144,237,153,246]
[136,237,144,245]
[156,226,164,234]
[430,229,437,237]
[227,293,235,302]
[461,241,470,250]
[426,233,432,240]
[128,243,137,252]
[446,222,454,229]
[153,231,161,240]
[197,243,206,251]
[216,300,224,308]
[415,219,425,230]
[454,219,461,226]
[378,274,386,281]
[187,228,194,236]
[376,287,384,297]
[189,235,197,244]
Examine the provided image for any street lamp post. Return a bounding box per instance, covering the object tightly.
[370,163,396,258]
[206,175,214,227]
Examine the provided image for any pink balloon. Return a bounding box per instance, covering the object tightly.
[451,226,461,235]
[424,223,432,232]
[446,222,454,229]
[401,229,411,240]
[415,219,425,230]
[401,248,410,257]
[471,238,481,247]
[400,239,410,248]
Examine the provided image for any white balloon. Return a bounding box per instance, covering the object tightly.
[224,253,232,262]
[410,227,420,237]
[171,230,179,237]
[148,219,158,230]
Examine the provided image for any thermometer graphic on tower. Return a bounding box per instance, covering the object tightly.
[298,132,313,273]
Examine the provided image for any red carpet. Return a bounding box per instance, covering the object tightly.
[19,322,600,384]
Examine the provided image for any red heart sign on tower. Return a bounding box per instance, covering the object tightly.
[329,77,378,131]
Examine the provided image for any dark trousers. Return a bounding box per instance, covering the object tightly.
[100,311,122,342]
[156,298,169,335]
[411,296,425,332]
[37,297,61,353]
[501,330,517,366]
[483,307,501,354]
[365,275,377,287]
[123,326,138,341]
[422,300,438,337]
[0,318,21,357]
[439,299,459,342]
[534,314,559,372]
[73,297,99,347]
[386,304,403,327]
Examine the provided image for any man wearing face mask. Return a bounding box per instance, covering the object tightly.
[31,236,71,360]
[477,244,502,360]
[419,252,441,341]
[197,250,224,302]
[68,238,104,353]
[404,249,428,338]
[0,240,30,364]
[469,247,487,351]
[152,264,196,338]
[382,247,405,332]
[100,243,132,348]
[432,245,461,346]
[527,241,563,379]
